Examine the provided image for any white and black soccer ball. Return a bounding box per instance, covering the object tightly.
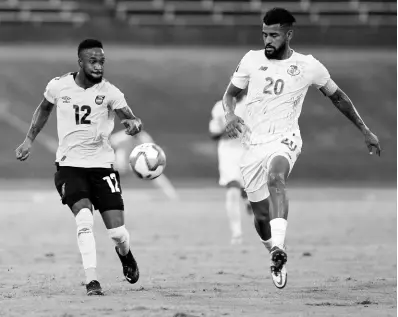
[129,143,166,180]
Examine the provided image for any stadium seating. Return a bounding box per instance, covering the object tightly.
[0,0,395,27]
[107,0,396,27]
[0,0,89,25]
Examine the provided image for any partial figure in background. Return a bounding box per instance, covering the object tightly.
[15,39,142,296]
[110,129,179,201]
[223,8,381,289]
[209,90,252,245]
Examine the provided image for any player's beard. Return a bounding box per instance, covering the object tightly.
[265,42,286,59]
[84,69,103,84]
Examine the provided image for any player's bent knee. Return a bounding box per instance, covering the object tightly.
[108,225,129,244]
[71,198,92,215]
[267,172,286,190]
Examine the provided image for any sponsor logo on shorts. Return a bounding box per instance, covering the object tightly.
[287,65,300,76]
[95,95,105,105]
[259,66,268,71]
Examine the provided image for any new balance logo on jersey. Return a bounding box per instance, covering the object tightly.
[95,95,105,105]
[61,96,71,103]
[259,66,268,71]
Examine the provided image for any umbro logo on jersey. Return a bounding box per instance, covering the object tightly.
[61,96,71,103]
[259,66,268,71]
[287,65,300,76]
[95,95,105,105]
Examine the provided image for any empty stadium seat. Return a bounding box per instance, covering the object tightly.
[110,0,397,27]
[0,0,89,25]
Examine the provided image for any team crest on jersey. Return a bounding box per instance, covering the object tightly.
[95,95,105,105]
[287,65,300,76]
[61,96,71,103]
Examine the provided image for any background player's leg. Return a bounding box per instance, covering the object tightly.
[71,199,98,285]
[267,156,290,249]
[114,147,130,175]
[225,181,243,244]
[250,197,272,252]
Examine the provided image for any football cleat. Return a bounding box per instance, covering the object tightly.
[270,246,288,289]
[86,280,104,296]
[115,247,140,284]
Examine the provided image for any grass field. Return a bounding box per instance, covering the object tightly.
[0,183,396,317]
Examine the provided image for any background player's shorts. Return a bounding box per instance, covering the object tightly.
[240,132,302,202]
[218,143,245,187]
[54,165,124,212]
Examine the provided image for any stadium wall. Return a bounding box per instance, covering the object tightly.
[0,22,396,47]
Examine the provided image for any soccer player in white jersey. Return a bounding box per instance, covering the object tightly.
[209,91,252,245]
[15,39,143,296]
[222,8,381,289]
[110,129,179,200]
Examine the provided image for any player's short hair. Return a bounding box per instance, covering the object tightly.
[78,39,103,56]
[263,8,296,27]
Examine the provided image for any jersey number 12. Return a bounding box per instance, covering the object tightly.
[73,105,91,125]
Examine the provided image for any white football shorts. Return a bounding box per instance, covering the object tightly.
[240,132,302,202]
[218,141,245,187]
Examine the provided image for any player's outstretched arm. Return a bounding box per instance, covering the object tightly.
[222,83,245,139]
[15,98,54,161]
[321,83,381,156]
[115,106,143,137]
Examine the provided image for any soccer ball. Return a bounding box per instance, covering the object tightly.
[129,143,166,180]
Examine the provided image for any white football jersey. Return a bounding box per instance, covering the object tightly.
[209,97,248,151]
[231,49,331,144]
[44,72,128,168]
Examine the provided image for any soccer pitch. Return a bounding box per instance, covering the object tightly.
[0,184,395,316]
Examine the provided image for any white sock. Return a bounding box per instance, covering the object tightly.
[261,238,273,252]
[270,218,288,250]
[75,208,97,284]
[226,188,242,238]
[108,225,130,256]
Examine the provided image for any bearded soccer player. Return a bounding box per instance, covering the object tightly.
[222,8,381,289]
[15,39,142,296]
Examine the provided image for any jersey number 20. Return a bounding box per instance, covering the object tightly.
[263,77,284,95]
[73,105,91,125]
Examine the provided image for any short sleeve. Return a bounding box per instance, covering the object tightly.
[310,56,331,89]
[43,78,59,104]
[231,51,252,89]
[109,87,128,110]
[209,101,225,134]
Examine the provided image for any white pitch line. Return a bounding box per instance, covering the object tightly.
[0,100,58,153]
